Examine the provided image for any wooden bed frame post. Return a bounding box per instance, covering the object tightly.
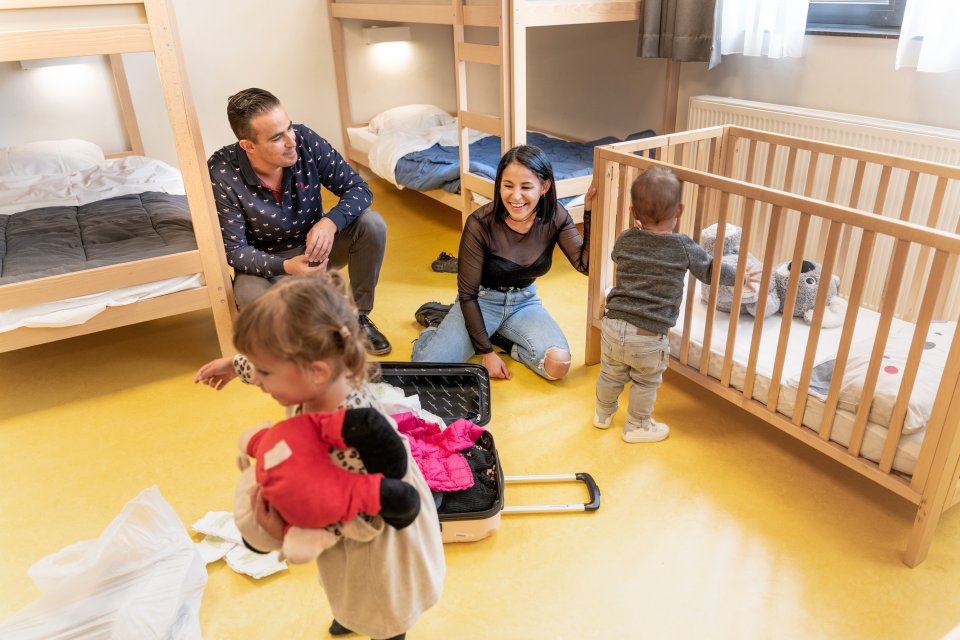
[662,59,680,135]
[326,0,354,163]
[144,0,236,355]
[107,54,145,157]
[509,0,526,148]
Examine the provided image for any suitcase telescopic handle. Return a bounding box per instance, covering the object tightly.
[501,473,602,514]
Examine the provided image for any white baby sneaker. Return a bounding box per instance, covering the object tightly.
[621,420,670,443]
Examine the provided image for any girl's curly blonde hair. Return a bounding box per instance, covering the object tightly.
[233,273,370,386]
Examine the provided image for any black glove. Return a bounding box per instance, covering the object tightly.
[379,477,421,529]
[341,408,408,478]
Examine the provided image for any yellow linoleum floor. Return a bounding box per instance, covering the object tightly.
[2,179,959,639]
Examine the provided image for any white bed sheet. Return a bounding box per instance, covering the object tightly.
[347,126,378,158]
[669,282,924,476]
[0,154,204,335]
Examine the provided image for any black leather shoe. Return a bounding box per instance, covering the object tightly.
[415,302,452,328]
[431,251,458,273]
[358,314,392,356]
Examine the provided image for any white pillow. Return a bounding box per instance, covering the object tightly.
[0,139,105,176]
[835,321,955,434]
[367,104,453,135]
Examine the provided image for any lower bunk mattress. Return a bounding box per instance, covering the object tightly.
[670,283,953,477]
[0,192,202,332]
[351,124,655,204]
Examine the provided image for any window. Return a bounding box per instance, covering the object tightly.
[806,0,906,36]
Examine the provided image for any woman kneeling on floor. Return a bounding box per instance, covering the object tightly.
[411,145,591,380]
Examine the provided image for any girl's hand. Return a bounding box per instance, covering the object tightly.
[195,356,237,390]
[482,352,511,380]
[744,265,762,293]
[252,485,286,542]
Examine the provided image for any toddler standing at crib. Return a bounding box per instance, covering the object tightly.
[195,273,444,640]
[593,166,760,443]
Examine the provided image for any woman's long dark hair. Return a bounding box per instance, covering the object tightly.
[492,145,558,223]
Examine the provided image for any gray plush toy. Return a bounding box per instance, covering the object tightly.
[773,259,847,328]
[699,223,779,318]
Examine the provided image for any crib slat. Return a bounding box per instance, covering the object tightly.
[872,165,893,215]
[903,177,948,321]
[744,206,783,400]
[908,296,960,496]
[814,156,843,260]
[680,181,711,366]
[700,191,731,376]
[849,238,910,456]
[792,220,843,427]
[720,140,757,387]
[834,160,867,287]
[819,231,876,439]
[879,249,949,472]
[767,213,811,412]
[721,198,758,387]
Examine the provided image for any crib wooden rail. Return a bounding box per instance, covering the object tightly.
[587,126,960,566]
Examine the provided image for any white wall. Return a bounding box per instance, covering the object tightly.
[679,35,960,132]
[0,0,343,168]
[4,10,960,170]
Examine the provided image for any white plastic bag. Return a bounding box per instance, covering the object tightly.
[0,486,207,640]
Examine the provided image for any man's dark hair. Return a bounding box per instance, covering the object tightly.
[227,88,281,142]
[492,145,558,223]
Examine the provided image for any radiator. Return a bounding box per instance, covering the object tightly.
[685,96,960,319]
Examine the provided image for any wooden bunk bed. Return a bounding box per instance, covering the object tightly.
[587,125,960,566]
[326,0,673,225]
[0,0,235,355]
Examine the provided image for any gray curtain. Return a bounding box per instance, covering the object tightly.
[638,0,716,62]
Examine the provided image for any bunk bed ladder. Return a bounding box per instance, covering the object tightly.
[452,0,518,225]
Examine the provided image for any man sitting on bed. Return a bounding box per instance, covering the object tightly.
[207,87,391,355]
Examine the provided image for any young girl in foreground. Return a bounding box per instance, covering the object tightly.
[197,274,444,640]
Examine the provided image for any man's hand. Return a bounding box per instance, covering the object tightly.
[482,352,511,380]
[283,255,328,275]
[195,356,237,390]
[305,217,338,264]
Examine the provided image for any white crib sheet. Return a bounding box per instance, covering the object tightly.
[669,282,925,476]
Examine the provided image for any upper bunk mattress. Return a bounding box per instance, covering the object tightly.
[0,192,196,284]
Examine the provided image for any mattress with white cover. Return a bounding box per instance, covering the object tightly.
[0,140,202,333]
[669,282,951,476]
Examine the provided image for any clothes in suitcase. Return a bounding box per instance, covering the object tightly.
[376,362,600,543]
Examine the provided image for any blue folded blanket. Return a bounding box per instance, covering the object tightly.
[394,130,655,194]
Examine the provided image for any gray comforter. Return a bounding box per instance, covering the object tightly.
[0,192,197,284]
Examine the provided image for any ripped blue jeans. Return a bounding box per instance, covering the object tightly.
[411,284,570,380]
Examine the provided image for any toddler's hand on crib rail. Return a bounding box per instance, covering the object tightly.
[744,265,762,293]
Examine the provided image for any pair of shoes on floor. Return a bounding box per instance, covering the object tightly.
[358,314,392,356]
[621,420,670,443]
[431,251,458,273]
[414,301,452,329]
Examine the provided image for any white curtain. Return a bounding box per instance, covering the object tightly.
[710,0,811,69]
[896,0,960,73]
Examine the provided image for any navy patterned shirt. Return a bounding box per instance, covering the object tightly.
[207,125,373,277]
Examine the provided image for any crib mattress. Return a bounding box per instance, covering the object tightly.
[670,282,927,476]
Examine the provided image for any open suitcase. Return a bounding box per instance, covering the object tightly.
[377,362,601,543]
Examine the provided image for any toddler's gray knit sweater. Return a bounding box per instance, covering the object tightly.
[605,228,737,335]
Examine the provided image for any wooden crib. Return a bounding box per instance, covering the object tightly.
[586,125,960,566]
